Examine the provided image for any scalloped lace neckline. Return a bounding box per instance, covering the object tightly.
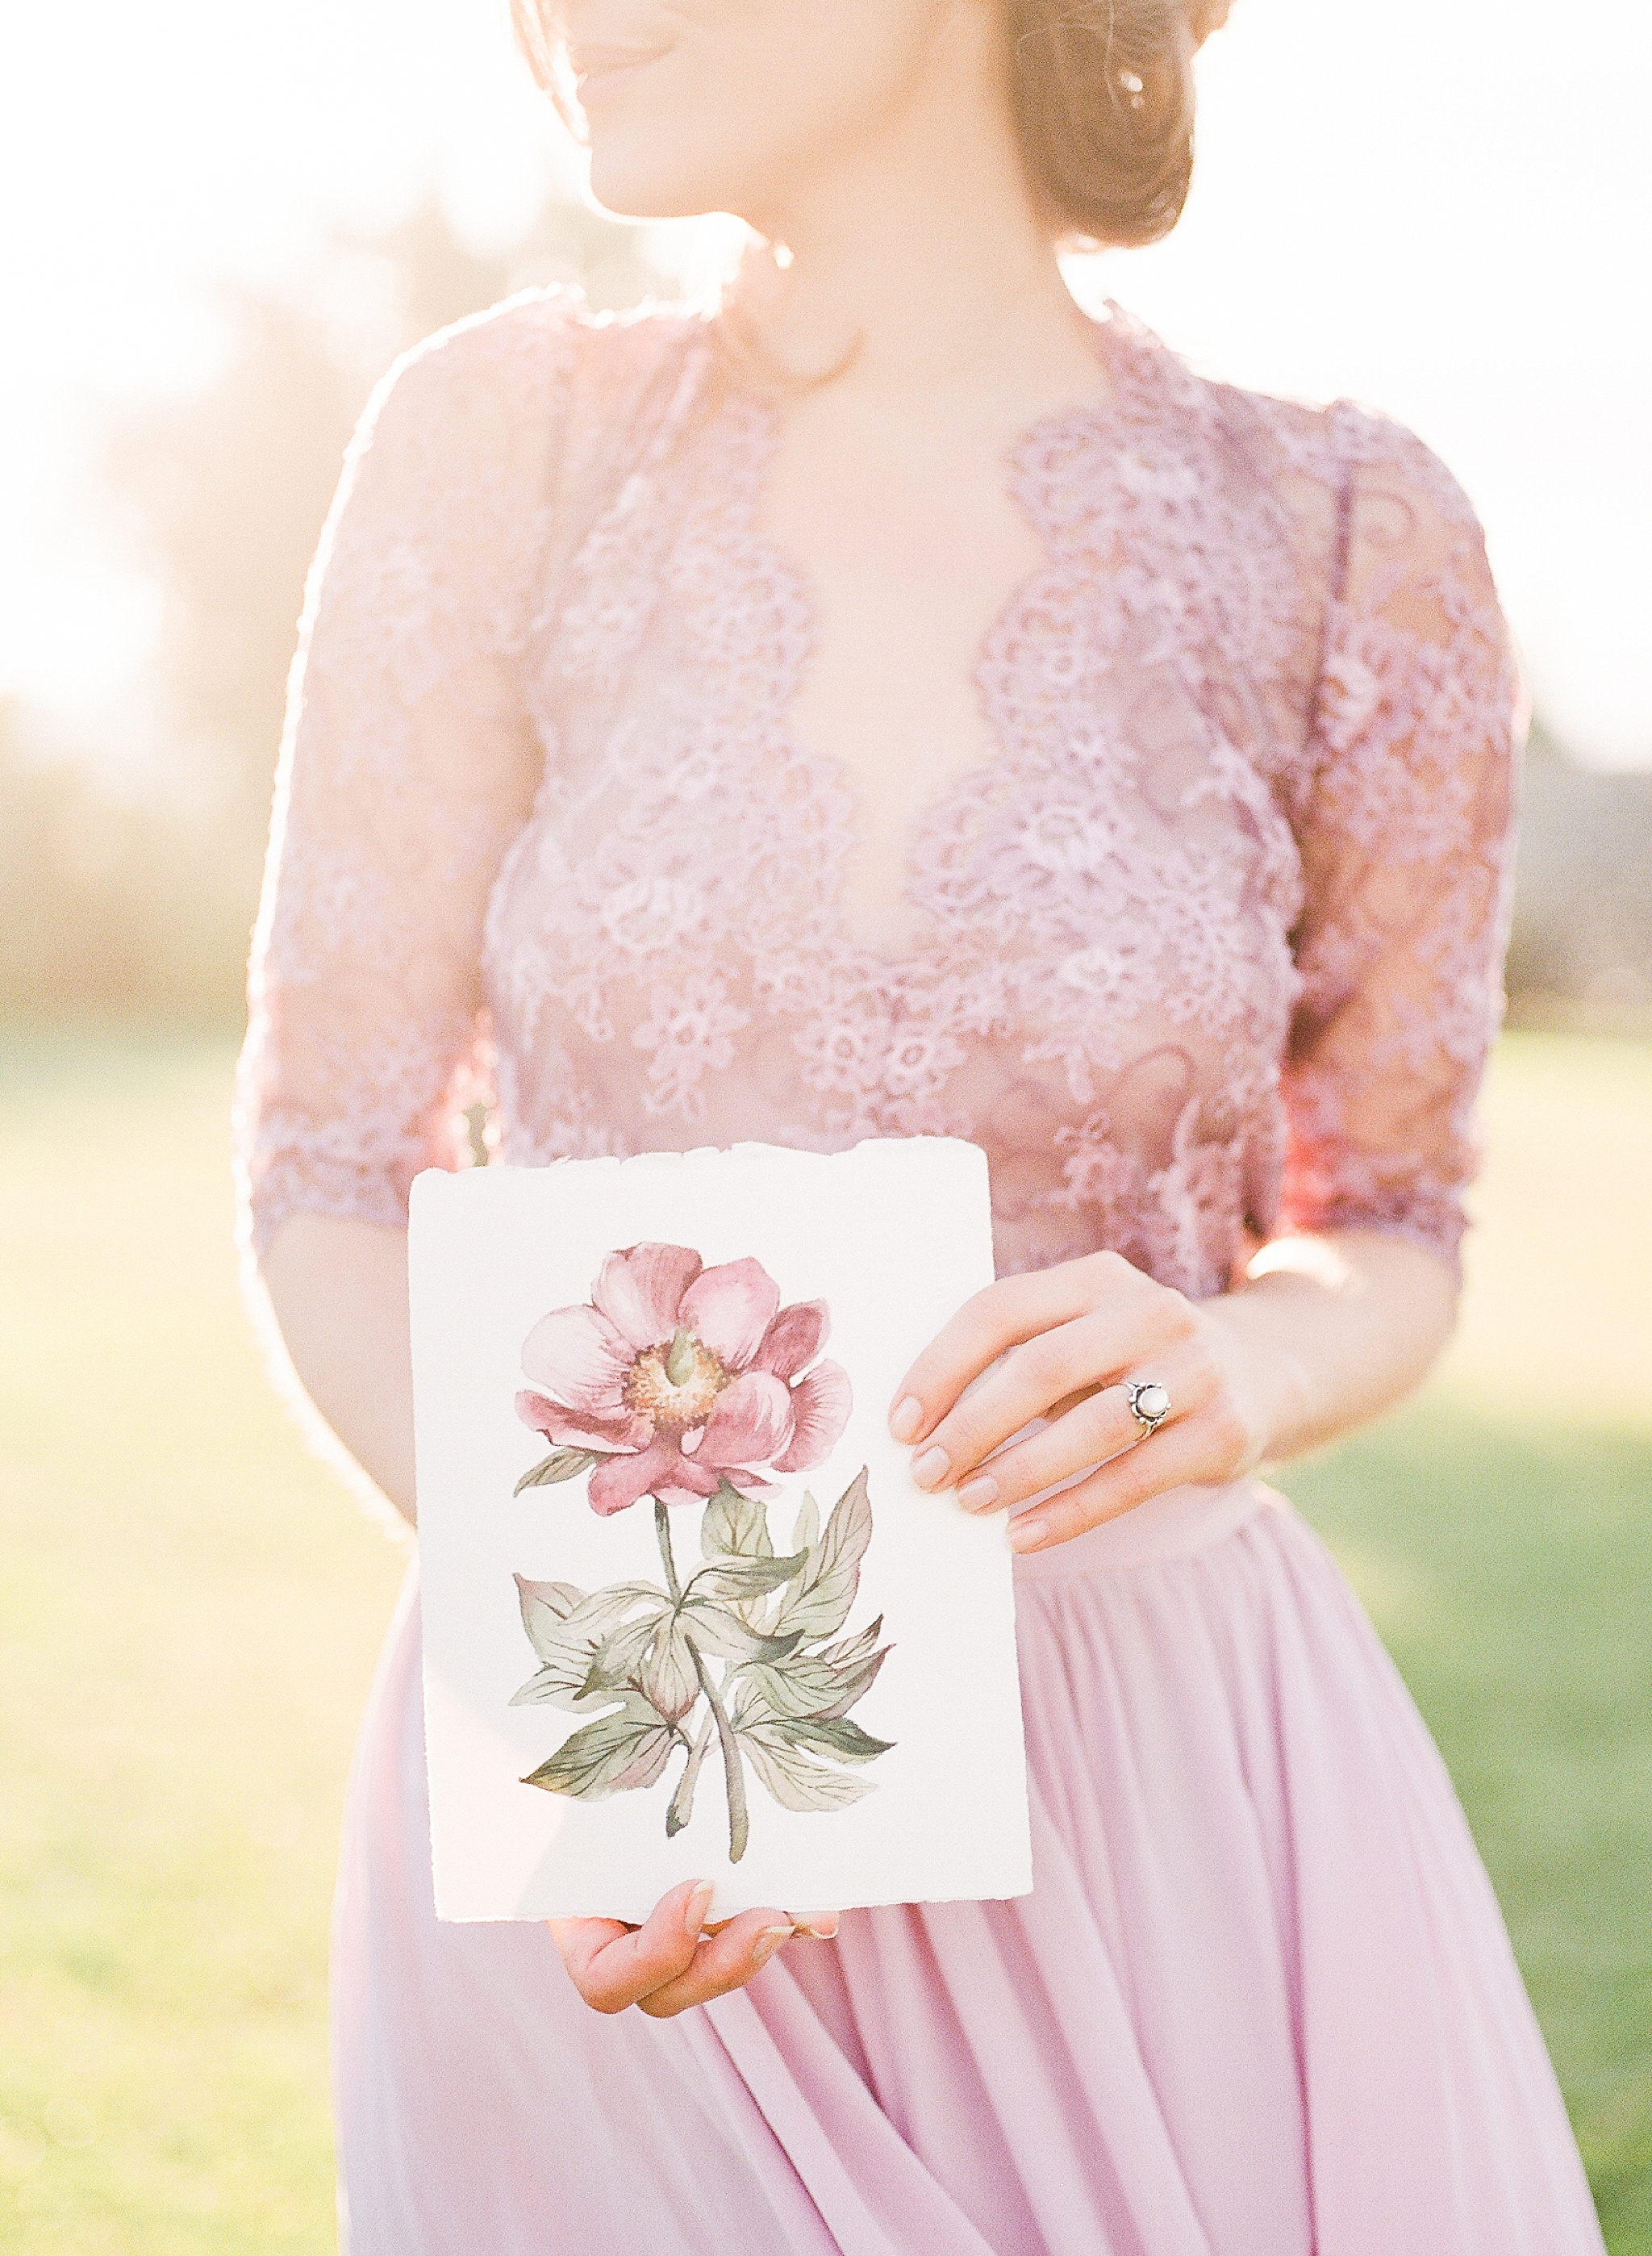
[710,312,1137,967]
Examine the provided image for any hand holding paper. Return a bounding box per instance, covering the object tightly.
[409,1138,1031,1926]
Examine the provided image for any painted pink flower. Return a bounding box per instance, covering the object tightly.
[516,1243,852,1517]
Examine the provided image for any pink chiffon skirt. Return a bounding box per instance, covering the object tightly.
[332,1483,1604,2254]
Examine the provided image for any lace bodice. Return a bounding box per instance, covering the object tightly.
[235,290,1517,1297]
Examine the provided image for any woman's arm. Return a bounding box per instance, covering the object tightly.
[261,1214,418,1523]
[887,1229,1454,1553]
[237,301,828,2014]
[1217,1227,1457,1460]
[235,295,582,1395]
[899,412,1517,1551]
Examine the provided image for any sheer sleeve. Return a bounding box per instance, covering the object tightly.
[1279,413,1520,1269]
[233,290,581,1258]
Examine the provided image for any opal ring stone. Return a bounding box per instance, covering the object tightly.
[1126,1380,1172,1435]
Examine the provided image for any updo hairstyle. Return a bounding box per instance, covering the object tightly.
[1007,0,1227,245]
[508,0,1223,249]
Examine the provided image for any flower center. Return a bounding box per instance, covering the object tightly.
[623,1326,734,1433]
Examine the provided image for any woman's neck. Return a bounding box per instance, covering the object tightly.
[722,19,1103,416]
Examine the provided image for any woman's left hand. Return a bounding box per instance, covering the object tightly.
[887,1250,1283,1553]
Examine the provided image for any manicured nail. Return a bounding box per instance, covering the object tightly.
[957,1473,999,1513]
[751,1924,794,1969]
[791,1911,840,1940]
[890,1396,924,1443]
[911,1444,949,1489]
[684,1882,715,1941]
[1007,1515,1048,1553]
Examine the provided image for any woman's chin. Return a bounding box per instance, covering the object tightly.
[586,148,731,228]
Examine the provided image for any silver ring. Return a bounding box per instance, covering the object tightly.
[1126,1380,1172,1435]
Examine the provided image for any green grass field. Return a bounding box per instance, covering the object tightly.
[0,1030,1647,2252]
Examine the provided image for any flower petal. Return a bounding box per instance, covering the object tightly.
[697,1368,795,1473]
[753,1300,828,1380]
[515,1390,650,1454]
[587,1441,677,1517]
[653,1456,724,1506]
[592,1243,703,1352]
[772,1360,853,1473]
[520,1304,636,1421]
[680,1258,780,1369]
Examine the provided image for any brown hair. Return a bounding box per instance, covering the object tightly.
[508,0,1220,249]
[510,1,561,96]
[1007,0,1223,246]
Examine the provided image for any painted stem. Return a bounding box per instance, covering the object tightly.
[666,1709,715,1838]
[654,1497,683,1602]
[653,1499,750,1863]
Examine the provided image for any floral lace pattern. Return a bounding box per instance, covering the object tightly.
[236,291,1517,1299]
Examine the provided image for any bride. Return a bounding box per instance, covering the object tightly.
[236,2,1605,2248]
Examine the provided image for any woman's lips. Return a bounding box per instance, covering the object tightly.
[569,44,670,99]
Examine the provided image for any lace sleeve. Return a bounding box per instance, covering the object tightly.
[232,290,580,1258]
[1279,413,1519,1269]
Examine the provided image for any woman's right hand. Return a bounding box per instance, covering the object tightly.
[548,1879,838,2017]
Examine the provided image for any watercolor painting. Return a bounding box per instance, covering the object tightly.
[504,1243,895,1862]
[410,1139,1030,1924]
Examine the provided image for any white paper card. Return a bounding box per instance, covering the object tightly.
[409,1138,1032,1924]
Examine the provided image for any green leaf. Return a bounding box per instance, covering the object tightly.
[521,1696,675,1799]
[700,1482,774,1562]
[813,1617,885,1672]
[771,1715,895,1763]
[685,1551,807,1606]
[508,1661,585,1709]
[729,1643,889,1727]
[510,1630,606,1713]
[514,1574,586,1665]
[511,1582,670,1712]
[639,1622,702,1725]
[514,1446,600,1496]
[790,1491,820,1556]
[772,1467,873,1642]
[570,1581,674,1627]
[678,1599,803,1665]
[736,1724,875,1814]
[666,1721,713,1838]
[574,1612,662,1702]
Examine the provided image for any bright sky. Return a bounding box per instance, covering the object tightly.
[3,0,1650,767]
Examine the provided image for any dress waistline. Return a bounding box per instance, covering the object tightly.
[1008,1477,1279,1582]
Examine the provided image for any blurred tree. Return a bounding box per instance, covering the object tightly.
[0,190,666,1026]
[104,295,361,840]
[1505,723,1652,1026]
[0,698,248,1021]
[104,193,662,849]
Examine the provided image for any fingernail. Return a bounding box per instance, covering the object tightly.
[890,1396,924,1443]
[751,1924,794,1969]
[957,1473,999,1512]
[912,1444,949,1489]
[792,1911,840,1940]
[1007,1514,1048,1553]
[684,1881,715,1941]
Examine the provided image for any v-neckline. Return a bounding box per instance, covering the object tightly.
[708,311,1137,968]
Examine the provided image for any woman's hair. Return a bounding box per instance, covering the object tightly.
[1007,0,1222,245]
[509,1,562,102]
[508,0,1220,249]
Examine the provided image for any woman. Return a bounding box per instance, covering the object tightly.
[235,2,1606,2249]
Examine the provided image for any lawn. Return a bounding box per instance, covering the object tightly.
[0,1030,1647,2252]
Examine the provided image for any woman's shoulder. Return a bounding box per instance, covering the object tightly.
[1249,386,1485,545]
[1105,304,1484,542]
[355,287,710,480]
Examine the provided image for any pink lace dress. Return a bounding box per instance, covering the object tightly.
[235,292,1604,2255]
